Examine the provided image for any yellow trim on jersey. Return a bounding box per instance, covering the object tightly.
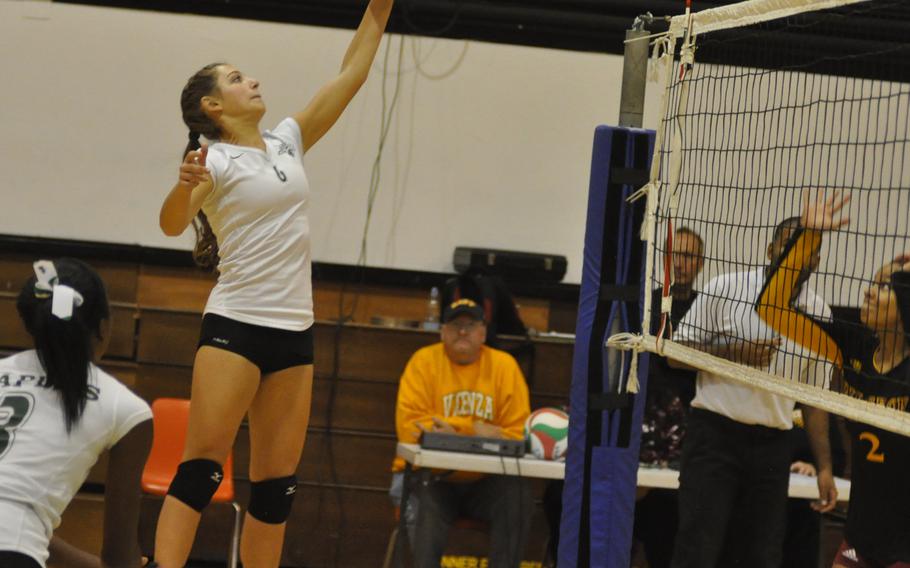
[757,229,844,368]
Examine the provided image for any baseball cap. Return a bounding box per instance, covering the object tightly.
[443,298,485,323]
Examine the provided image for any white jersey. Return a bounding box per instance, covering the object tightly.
[202,117,314,331]
[675,268,833,429]
[0,351,151,565]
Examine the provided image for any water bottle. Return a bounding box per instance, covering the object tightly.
[423,286,440,331]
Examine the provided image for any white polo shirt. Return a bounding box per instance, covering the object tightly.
[675,268,832,429]
[0,351,151,565]
[202,118,314,331]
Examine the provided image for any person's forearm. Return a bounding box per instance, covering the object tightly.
[667,340,728,370]
[101,546,143,568]
[803,407,833,473]
[340,0,394,80]
[474,421,506,439]
[48,536,102,568]
[159,184,195,236]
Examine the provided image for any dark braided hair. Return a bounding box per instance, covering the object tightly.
[16,259,110,433]
[181,62,226,271]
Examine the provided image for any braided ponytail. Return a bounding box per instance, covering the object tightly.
[181,63,225,271]
[185,130,202,157]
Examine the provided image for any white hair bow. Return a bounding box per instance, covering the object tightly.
[33,260,84,320]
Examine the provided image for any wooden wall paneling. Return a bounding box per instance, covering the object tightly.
[310,377,398,434]
[287,525,405,568]
[52,493,105,564]
[499,336,574,396]
[527,340,574,396]
[274,484,552,567]
[547,299,578,333]
[313,282,555,334]
[313,284,432,325]
[137,265,215,312]
[233,426,397,488]
[92,260,140,304]
[275,485,399,567]
[530,393,571,411]
[313,323,435,383]
[134,363,193,401]
[0,254,140,304]
[311,322,338,373]
[0,297,137,357]
[136,309,201,366]
[107,304,138,359]
[0,256,35,294]
[297,431,397,489]
[0,295,30,350]
[131,367,397,431]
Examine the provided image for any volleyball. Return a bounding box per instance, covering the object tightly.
[525,407,569,461]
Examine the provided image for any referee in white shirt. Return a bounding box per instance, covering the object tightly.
[669,218,838,568]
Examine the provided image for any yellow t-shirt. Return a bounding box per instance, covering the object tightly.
[392,343,531,479]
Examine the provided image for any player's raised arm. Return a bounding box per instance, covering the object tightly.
[294,0,395,151]
[159,145,213,236]
[756,191,850,365]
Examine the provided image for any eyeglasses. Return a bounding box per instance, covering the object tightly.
[445,320,483,333]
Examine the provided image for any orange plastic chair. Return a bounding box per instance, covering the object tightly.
[142,398,241,568]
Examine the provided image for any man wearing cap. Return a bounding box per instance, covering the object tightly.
[389,298,532,568]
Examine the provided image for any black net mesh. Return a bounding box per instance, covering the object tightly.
[647,0,910,430]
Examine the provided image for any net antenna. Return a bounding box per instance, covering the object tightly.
[609,0,910,436]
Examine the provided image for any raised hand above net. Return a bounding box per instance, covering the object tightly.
[800,190,851,232]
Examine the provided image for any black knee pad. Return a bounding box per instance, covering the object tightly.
[248,475,298,524]
[166,459,224,512]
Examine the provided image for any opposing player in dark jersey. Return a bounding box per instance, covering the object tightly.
[155,2,395,567]
[0,259,152,568]
[757,192,910,568]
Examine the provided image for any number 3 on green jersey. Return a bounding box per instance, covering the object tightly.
[0,393,35,459]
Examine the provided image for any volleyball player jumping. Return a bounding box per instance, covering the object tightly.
[155,2,395,566]
[758,192,910,568]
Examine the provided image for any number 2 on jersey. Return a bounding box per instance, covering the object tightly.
[859,431,885,463]
[0,393,35,459]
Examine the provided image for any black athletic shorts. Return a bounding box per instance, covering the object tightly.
[198,313,314,374]
[0,551,42,568]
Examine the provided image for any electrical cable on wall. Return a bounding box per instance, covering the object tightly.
[411,36,470,80]
[322,32,407,566]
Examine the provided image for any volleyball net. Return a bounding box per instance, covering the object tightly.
[619,0,910,435]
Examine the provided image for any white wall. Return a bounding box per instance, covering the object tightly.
[0,1,660,283]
